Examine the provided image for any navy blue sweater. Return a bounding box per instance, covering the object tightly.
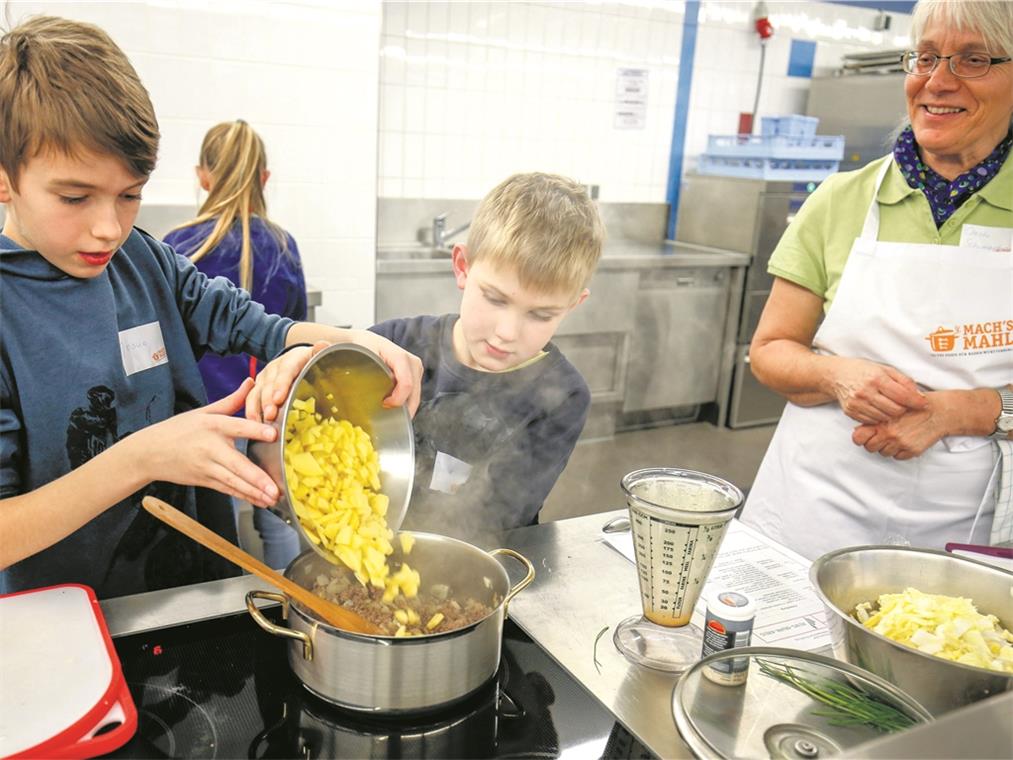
[0,229,292,597]
[164,217,306,404]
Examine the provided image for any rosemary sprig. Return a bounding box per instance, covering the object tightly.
[756,659,916,733]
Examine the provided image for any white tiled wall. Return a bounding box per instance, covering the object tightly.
[8,0,382,327]
[378,0,912,204]
[380,1,683,203]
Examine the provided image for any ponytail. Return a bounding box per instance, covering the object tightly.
[170,120,287,291]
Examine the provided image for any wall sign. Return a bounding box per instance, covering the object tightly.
[614,67,648,129]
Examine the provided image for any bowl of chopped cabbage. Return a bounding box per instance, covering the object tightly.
[811,545,1013,716]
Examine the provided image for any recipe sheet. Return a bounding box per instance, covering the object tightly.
[602,519,832,651]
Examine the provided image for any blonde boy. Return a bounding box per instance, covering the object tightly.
[0,16,419,597]
[370,172,605,538]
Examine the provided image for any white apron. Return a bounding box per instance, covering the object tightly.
[742,156,1013,561]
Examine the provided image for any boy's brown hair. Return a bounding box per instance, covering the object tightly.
[466,172,605,298]
[0,15,159,190]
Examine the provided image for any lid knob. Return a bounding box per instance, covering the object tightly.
[794,739,820,758]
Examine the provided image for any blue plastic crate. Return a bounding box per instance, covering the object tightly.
[707,134,845,161]
[697,154,839,182]
[761,115,819,138]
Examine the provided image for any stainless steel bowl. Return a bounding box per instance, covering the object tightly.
[810,545,1013,716]
[248,343,415,556]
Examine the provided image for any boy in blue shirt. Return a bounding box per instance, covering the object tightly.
[370,172,605,541]
[0,16,420,597]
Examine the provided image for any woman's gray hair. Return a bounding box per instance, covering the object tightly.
[911,0,1013,59]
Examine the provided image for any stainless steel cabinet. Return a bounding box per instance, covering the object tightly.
[622,267,731,413]
[375,270,458,323]
[676,175,815,427]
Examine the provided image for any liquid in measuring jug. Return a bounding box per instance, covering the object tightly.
[631,513,731,626]
[625,472,740,627]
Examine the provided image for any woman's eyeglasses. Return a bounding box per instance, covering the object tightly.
[901,50,1012,79]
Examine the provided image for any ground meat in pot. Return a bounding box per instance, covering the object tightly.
[308,567,499,636]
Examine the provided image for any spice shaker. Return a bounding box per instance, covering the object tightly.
[701,590,756,685]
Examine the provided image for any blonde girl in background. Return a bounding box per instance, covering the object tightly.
[164,120,305,567]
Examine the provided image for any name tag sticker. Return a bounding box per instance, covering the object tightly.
[959,224,1013,252]
[429,451,472,495]
[119,321,168,376]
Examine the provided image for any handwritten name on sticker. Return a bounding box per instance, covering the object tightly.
[959,224,1012,253]
[118,321,169,376]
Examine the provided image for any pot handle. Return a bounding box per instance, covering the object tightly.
[246,590,314,661]
[489,548,535,616]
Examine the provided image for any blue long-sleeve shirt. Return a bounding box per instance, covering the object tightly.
[0,229,293,597]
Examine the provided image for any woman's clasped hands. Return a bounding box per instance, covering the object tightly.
[828,356,947,460]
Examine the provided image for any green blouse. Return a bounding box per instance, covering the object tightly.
[768,152,1013,312]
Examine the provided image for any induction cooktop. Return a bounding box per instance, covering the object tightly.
[103,607,654,759]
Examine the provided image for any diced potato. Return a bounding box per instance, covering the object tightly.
[399,533,415,555]
[283,401,415,600]
[426,613,444,631]
[291,452,323,477]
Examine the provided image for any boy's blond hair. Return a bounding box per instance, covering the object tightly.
[0,15,159,190]
[466,172,605,297]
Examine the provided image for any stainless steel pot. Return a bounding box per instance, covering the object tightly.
[247,532,534,714]
[810,545,1013,716]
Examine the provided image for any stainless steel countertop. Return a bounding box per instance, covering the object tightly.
[377,241,749,274]
[498,509,697,758]
[97,510,1007,759]
[101,573,269,638]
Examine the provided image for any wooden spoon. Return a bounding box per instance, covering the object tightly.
[142,496,382,635]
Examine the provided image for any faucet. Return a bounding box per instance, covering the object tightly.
[432,213,470,249]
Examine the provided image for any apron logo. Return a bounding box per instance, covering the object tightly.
[925,326,957,352]
[925,321,1013,356]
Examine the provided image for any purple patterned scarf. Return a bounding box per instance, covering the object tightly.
[893,125,1012,228]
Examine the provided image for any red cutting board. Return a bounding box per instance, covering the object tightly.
[0,584,137,758]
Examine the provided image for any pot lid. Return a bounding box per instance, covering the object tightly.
[671,647,932,760]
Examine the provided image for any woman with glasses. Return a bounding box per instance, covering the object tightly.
[740,0,1013,560]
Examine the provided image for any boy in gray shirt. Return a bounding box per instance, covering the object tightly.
[371,173,605,540]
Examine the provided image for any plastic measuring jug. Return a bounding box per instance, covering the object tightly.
[613,468,743,672]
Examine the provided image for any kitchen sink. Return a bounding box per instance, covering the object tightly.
[376,245,452,260]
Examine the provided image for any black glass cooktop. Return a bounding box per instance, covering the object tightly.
[104,608,652,759]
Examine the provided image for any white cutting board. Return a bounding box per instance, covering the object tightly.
[0,585,118,757]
